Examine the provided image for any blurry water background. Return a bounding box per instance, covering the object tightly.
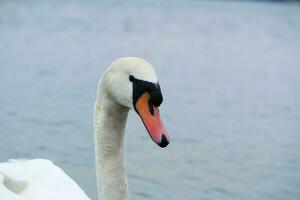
[0,0,300,199]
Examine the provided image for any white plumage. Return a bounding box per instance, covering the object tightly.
[0,57,168,200]
[0,159,90,200]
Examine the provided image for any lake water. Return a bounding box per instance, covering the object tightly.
[0,0,300,199]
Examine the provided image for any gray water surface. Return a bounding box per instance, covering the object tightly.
[0,1,300,200]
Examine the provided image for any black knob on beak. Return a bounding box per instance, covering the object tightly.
[150,83,163,107]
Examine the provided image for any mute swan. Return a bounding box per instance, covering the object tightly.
[0,57,170,200]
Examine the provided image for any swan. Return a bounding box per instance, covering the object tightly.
[0,57,170,200]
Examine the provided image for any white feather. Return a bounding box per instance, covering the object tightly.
[0,57,160,200]
[0,159,90,200]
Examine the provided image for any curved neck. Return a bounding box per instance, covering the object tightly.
[93,89,129,200]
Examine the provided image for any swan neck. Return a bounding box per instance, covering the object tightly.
[94,94,129,200]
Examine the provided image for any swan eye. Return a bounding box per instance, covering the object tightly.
[130,75,163,108]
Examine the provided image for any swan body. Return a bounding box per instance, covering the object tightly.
[0,159,90,200]
[0,57,170,200]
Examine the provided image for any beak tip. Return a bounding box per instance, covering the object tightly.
[158,134,169,148]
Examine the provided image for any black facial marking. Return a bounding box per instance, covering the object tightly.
[129,75,163,113]
[129,75,135,82]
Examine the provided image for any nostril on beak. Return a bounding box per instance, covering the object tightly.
[158,134,169,148]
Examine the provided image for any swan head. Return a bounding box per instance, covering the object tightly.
[102,57,170,148]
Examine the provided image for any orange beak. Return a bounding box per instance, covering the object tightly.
[134,92,170,147]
